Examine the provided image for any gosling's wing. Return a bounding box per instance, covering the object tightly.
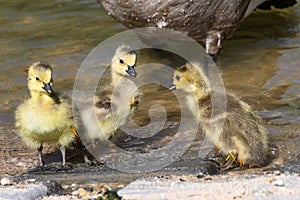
[225,93,268,147]
[94,92,112,121]
[129,90,142,112]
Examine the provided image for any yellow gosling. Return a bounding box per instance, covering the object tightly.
[15,62,79,168]
[170,62,269,170]
[82,44,141,140]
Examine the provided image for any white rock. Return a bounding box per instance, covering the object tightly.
[156,20,168,28]
[273,180,285,187]
[1,178,11,186]
[274,170,281,176]
[27,179,36,183]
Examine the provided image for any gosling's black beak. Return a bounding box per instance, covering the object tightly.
[126,65,137,77]
[169,85,176,91]
[42,82,53,94]
[167,80,176,91]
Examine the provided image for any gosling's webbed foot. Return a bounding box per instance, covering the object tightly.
[220,152,241,171]
[55,163,73,172]
[220,158,237,171]
[28,166,44,174]
[28,165,49,173]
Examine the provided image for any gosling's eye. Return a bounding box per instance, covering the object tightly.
[36,77,40,81]
[119,59,124,64]
[175,75,181,80]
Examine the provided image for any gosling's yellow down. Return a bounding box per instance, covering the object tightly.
[170,62,269,169]
[82,44,141,140]
[15,62,78,168]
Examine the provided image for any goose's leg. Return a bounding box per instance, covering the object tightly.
[239,160,243,168]
[226,153,243,168]
[28,145,45,173]
[70,126,92,164]
[79,143,92,164]
[205,31,223,57]
[220,152,239,171]
[56,146,73,171]
[37,145,44,167]
[60,146,66,166]
[225,152,238,163]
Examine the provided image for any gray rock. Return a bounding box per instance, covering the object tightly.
[0,184,47,200]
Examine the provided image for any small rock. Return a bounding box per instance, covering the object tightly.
[204,176,212,181]
[71,183,77,188]
[44,180,63,194]
[267,177,276,183]
[117,184,125,188]
[18,184,27,189]
[274,170,281,176]
[61,183,70,190]
[95,184,110,195]
[27,179,36,183]
[197,172,205,179]
[1,177,11,186]
[273,179,285,186]
[72,188,90,198]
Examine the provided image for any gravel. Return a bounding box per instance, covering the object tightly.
[1,166,300,200]
[118,173,300,200]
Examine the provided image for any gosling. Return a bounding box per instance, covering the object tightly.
[82,44,141,140]
[170,62,269,169]
[15,62,81,169]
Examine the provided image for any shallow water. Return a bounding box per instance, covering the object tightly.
[0,0,299,175]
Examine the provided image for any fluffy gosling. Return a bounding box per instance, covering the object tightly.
[82,44,141,140]
[170,62,269,169]
[15,62,81,169]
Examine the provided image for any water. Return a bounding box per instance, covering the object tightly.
[0,0,299,175]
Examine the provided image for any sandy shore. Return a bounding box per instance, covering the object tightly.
[1,163,300,200]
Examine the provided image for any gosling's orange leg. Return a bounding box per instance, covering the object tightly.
[225,152,237,163]
[221,152,240,170]
[224,152,244,169]
[239,160,243,168]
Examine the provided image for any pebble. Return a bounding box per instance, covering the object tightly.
[267,177,276,183]
[274,170,281,176]
[27,179,36,183]
[94,183,110,194]
[273,180,285,186]
[1,177,11,186]
[72,188,90,198]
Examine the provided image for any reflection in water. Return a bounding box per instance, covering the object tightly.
[0,1,299,174]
